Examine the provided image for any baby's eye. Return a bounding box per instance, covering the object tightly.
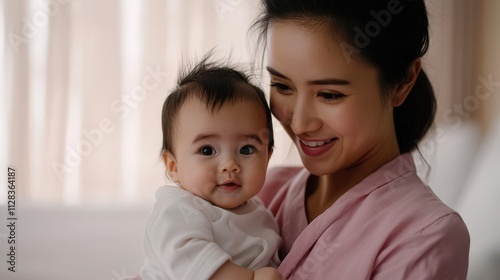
[199,146,216,156]
[239,145,256,155]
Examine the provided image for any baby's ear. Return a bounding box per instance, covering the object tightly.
[163,151,179,183]
[267,148,274,163]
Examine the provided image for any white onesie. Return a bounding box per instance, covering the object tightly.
[140,184,281,280]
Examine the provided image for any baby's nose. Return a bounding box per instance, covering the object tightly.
[219,159,240,173]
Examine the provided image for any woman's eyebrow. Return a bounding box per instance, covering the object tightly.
[266,66,350,85]
[266,66,290,80]
[308,78,350,86]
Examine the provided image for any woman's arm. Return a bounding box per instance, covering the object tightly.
[210,261,283,280]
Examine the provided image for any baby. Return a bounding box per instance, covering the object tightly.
[140,56,282,280]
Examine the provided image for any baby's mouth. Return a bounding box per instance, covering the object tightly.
[217,180,241,191]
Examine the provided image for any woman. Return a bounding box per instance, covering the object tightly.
[253,0,470,279]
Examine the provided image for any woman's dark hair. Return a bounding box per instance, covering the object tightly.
[251,0,436,154]
[161,54,274,155]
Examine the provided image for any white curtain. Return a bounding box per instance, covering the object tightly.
[1,0,269,205]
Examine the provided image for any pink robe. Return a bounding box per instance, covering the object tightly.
[258,153,470,280]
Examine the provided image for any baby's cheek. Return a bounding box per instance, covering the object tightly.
[244,163,267,191]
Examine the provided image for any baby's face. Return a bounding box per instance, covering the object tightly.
[167,97,272,209]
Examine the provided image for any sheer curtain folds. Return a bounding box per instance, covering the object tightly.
[2,0,263,205]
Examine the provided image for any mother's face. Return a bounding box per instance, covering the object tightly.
[266,21,398,176]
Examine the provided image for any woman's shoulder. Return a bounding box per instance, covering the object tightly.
[372,170,468,238]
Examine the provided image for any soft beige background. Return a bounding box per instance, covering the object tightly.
[1,0,499,279]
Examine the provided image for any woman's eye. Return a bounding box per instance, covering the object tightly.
[239,145,256,155]
[318,92,345,101]
[199,146,216,156]
[270,82,292,94]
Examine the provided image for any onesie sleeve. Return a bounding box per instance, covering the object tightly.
[141,194,230,280]
[372,213,470,280]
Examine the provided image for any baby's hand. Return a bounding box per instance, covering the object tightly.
[253,267,284,280]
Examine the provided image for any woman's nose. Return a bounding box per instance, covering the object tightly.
[219,158,241,173]
[289,95,321,135]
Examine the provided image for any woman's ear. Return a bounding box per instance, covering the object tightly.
[392,59,421,107]
[163,151,179,183]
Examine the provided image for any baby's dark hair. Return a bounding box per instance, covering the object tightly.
[251,0,436,154]
[161,55,274,155]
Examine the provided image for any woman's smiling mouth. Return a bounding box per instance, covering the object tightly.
[298,138,338,156]
[300,138,336,147]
